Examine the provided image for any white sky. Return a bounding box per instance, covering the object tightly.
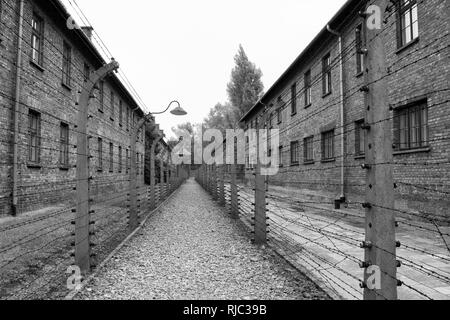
[65,0,347,138]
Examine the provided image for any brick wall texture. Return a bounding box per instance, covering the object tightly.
[243,0,450,216]
[0,0,147,216]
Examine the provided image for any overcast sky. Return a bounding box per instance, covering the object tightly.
[64,0,347,138]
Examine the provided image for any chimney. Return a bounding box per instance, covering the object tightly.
[81,26,94,40]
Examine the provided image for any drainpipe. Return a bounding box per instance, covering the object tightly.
[327,25,346,202]
[12,0,25,216]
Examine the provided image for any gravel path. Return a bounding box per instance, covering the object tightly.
[76,179,329,300]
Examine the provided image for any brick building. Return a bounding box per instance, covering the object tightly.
[241,0,450,214]
[0,0,163,216]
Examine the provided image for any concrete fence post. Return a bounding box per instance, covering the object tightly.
[219,165,225,206]
[362,0,398,300]
[212,164,218,201]
[230,164,239,219]
[75,61,119,274]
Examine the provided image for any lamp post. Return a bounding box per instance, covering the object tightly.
[129,101,187,232]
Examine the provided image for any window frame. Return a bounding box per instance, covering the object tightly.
[290,141,300,165]
[110,91,115,121]
[303,136,314,163]
[291,83,297,116]
[119,100,123,126]
[356,24,365,75]
[397,0,419,48]
[393,100,429,151]
[62,41,72,87]
[321,129,335,161]
[118,146,122,173]
[98,81,104,112]
[28,109,41,165]
[59,122,70,167]
[97,138,103,172]
[304,70,312,107]
[322,53,332,96]
[355,119,366,157]
[109,143,114,173]
[31,12,44,67]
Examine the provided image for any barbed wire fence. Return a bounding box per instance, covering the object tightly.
[196,0,449,301]
[0,1,187,298]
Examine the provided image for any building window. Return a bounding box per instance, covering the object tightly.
[83,63,90,82]
[398,0,419,48]
[109,143,114,172]
[60,122,69,166]
[28,110,41,164]
[322,53,332,96]
[356,25,364,75]
[126,106,130,131]
[291,83,297,115]
[355,120,366,157]
[303,136,314,163]
[269,111,273,128]
[279,146,283,167]
[62,41,72,87]
[277,108,282,124]
[31,13,44,66]
[110,91,115,120]
[290,141,299,165]
[119,100,123,126]
[321,130,335,161]
[98,138,103,171]
[99,81,104,112]
[118,146,122,173]
[394,100,428,151]
[305,70,312,107]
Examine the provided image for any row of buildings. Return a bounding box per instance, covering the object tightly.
[0,0,170,216]
[241,0,449,215]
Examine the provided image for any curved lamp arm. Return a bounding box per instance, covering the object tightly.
[151,101,182,115]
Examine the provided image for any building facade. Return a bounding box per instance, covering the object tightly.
[241,0,450,215]
[0,0,157,216]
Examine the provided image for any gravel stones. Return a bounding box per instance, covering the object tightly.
[76,179,329,300]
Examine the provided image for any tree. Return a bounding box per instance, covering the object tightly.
[227,45,264,119]
[204,102,238,132]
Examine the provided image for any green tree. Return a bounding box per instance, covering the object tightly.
[227,45,264,119]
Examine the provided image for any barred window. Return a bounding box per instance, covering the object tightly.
[394,101,428,151]
[110,91,115,120]
[109,143,114,172]
[62,42,72,87]
[398,0,419,47]
[290,141,299,165]
[99,81,104,112]
[322,53,332,96]
[60,122,69,166]
[303,136,314,163]
[118,146,122,173]
[28,110,41,164]
[126,106,130,131]
[291,83,297,115]
[31,13,44,66]
[321,130,335,161]
[119,100,123,126]
[305,70,312,107]
[97,138,103,171]
[356,25,364,75]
